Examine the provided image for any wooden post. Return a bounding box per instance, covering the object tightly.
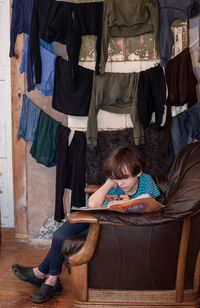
[11,34,28,238]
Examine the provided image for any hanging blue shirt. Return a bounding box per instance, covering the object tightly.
[18,94,40,142]
[20,36,56,95]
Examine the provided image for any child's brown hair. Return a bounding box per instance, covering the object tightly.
[103,146,144,179]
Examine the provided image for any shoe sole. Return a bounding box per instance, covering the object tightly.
[12,265,44,287]
[30,289,63,303]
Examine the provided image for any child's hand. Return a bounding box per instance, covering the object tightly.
[106,194,120,202]
[108,178,118,188]
[119,195,130,200]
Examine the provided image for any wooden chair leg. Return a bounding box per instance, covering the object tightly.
[194,250,200,291]
[175,217,192,302]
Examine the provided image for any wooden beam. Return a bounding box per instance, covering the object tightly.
[175,217,192,302]
[11,34,28,237]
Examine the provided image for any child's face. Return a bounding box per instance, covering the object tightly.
[111,167,142,195]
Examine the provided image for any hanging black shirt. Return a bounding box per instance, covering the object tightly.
[52,57,93,116]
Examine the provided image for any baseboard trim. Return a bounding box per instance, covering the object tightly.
[1,228,28,242]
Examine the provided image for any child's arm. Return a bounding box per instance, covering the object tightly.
[88,179,117,208]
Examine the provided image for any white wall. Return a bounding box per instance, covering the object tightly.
[0,0,14,227]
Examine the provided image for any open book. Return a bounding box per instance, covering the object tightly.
[71,194,163,214]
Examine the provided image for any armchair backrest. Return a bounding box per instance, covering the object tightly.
[160,141,200,220]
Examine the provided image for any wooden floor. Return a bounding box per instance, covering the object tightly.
[0,229,73,308]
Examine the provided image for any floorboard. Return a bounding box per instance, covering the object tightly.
[0,229,73,308]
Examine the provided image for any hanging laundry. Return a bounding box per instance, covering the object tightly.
[165,47,198,107]
[171,103,200,157]
[30,111,59,167]
[55,0,102,2]
[163,47,198,153]
[20,36,56,94]
[39,39,54,53]
[158,0,200,67]
[87,71,144,147]
[54,126,86,222]
[100,0,159,74]
[18,94,40,142]
[29,0,103,87]
[52,57,93,116]
[137,65,166,129]
[9,0,33,57]
[20,36,35,91]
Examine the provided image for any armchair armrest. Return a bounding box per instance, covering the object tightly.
[84,184,100,194]
[68,211,98,224]
[67,211,100,266]
[68,223,100,266]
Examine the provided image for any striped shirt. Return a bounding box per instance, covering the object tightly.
[107,173,160,199]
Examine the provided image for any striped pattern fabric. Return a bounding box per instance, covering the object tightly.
[107,173,160,199]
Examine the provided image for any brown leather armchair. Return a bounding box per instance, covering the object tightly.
[62,142,200,308]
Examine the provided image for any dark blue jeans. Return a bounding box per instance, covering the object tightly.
[38,220,89,275]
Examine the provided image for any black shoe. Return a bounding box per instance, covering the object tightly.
[12,264,45,286]
[30,279,63,303]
